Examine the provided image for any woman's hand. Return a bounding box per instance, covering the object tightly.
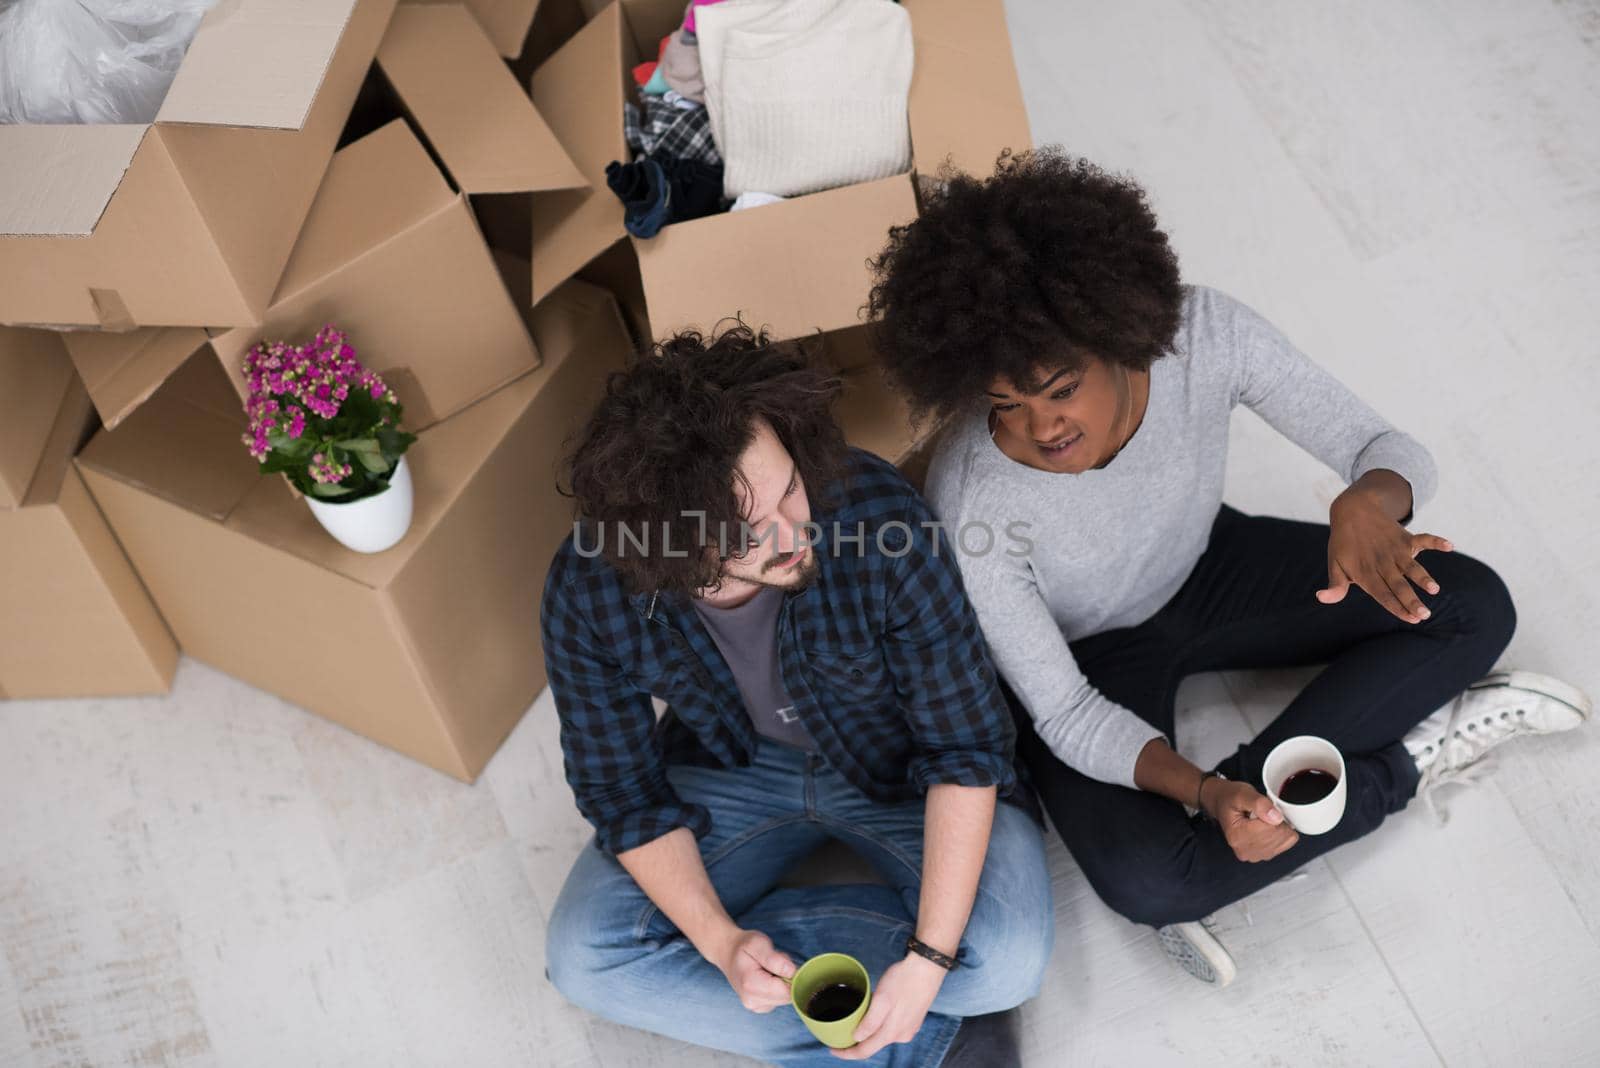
[1319,485,1453,624]
[1201,777,1298,862]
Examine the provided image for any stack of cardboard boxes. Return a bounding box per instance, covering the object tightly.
[0,327,178,699]
[0,0,1029,781]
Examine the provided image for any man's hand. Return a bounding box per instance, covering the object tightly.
[832,953,948,1060]
[713,928,796,1014]
[1201,777,1298,862]
[1320,485,1453,625]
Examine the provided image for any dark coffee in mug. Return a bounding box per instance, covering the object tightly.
[1279,767,1338,805]
[805,982,865,1022]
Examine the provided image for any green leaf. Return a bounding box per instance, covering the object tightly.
[376,427,414,456]
[262,426,313,458]
[259,453,297,475]
[354,448,391,474]
[336,437,382,455]
[306,480,353,498]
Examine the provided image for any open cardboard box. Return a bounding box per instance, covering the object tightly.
[0,328,178,699]
[406,0,560,60]
[376,3,585,196]
[0,0,398,331]
[75,279,633,781]
[61,120,544,433]
[526,0,1032,344]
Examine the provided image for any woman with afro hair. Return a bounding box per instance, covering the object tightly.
[865,148,1588,986]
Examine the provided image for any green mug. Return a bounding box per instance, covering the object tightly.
[790,952,872,1049]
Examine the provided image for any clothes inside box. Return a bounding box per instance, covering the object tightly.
[606,0,914,238]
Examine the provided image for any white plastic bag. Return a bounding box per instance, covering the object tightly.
[0,0,216,125]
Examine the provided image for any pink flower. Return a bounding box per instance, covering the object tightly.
[308,452,353,485]
[241,326,404,478]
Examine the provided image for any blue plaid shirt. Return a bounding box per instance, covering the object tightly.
[541,448,1033,855]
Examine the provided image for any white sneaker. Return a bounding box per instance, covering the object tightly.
[1405,670,1592,821]
[1156,920,1237,988]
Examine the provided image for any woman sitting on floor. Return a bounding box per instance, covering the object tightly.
[862,148,1591,986]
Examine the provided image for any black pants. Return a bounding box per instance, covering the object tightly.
[1013,504,1517,928]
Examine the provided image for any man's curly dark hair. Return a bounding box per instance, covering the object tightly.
[561,321,849,596]
[865,147,1184,421]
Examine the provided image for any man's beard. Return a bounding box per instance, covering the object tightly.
[757,549,819,590]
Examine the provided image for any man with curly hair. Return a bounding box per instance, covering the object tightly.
[539,324,1050,1065]
[865,148,1590,986]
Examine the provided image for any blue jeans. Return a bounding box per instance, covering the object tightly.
[545,743,1053,1067]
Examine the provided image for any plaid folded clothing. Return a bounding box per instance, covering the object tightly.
[623,91,722,166]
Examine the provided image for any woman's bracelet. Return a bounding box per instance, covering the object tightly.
[1195,769,1226,816]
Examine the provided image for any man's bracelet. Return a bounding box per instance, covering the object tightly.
[905,935,958,971]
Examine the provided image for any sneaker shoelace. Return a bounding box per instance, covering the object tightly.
[1414,693,1527,824]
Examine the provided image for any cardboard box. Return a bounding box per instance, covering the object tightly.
[0,0,398,330]
[76,280,633,782]
[0,330,178,699]
[61,120,543,433]
[527,0,1031,344]
[800,326,929,469]
[377,3,586,196]
[407,0,549,59]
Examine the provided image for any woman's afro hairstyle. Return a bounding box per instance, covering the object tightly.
[865,147,1183,420]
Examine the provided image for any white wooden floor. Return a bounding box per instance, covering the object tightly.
[5,2,1600,1065]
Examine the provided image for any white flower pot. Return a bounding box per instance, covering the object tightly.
[304,457,414,554]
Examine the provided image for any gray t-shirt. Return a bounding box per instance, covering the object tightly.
[692,587,815,752]
[925,285,1438,789]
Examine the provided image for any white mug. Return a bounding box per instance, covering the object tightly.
[1261,735,1347,836]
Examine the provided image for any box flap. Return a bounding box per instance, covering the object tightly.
[616,0,681,61]
[0,125,147,237]
[60,327,214,431]
[156,0,359,130]
[904,0,1032,178]
[263,120,454,306]
[1,126,255,329]
[76,353,261,523]
[0,326,76,508]
[405,0,543,61]
[207,193,544,430]
[378,4,586,194]
[528,0,631,303]
[207,121,540,433]
[18,376,97,509]
[633,174,918,342]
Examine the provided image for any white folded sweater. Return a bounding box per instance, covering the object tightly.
[697,0,914,199]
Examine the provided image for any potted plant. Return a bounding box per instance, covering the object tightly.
[241,326,417,553]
